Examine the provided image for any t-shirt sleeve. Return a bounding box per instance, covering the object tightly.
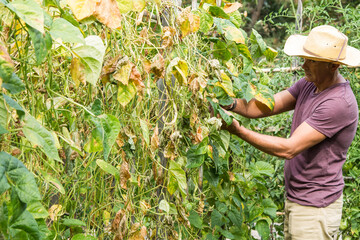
[287,77,306,99]
[305,98,352,138]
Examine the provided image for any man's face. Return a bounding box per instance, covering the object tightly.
[301,59,332,84]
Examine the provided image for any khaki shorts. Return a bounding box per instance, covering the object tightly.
[284,194,343,240]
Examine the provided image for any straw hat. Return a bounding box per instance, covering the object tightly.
[284,25,360,67]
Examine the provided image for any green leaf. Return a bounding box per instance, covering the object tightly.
[248,205,263,222]
[215,71,235,97]
[27,201,49,219]
[62,218,86,227]
[229,10,243,28]
[94,114,121,160]
[2,93,25,118]
[227,209,243,227]
[0,97,8,134]
[27,24,52,65]
[238,44,252,62]
[213,41,232,61]
[0,202,8,235]
[264,46,278,62]
[117,81,137,107]
[0,152,41,203]
[250,29,267,54]
[72,35,105,86]
[22,114,61,162]
[50,18,85,44]
[249,161,274,178]
[199,10,213,33]
[159,200,177,214]
[255,219,270,240]
[168,160,187,195]
[44,0,60,8]
[39,169,65,194]
[84,129,103,153]
[262,198,277,219]
[218,107,233,125]
[6,0,44,33]
[9,209,41,239]
[211,209,226,228]
[96,159,120,180]
[188,210,203,229]
[186,138,208,168]
[72,234,98,240]
[208,6,229,19]
[1,72,25,94]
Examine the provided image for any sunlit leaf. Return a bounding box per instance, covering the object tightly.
[27,201,49,219]
[84,129,103,153]
[116,0,133,14]
[246,83,274,110]
[177,7,199,37]
[199,10,213,33]
[73,35,105,86]
[113,62,132,85]
[72,234,98,240]
[66,0,98,21]
[223,2,242,14]
[133,0,146,12]
[168,58,188,85]
[168,160,187,195]
[91,114,121,160]
[50,18,85,44]
[249,161,274,178]
[117,81,136,107]
[215,71,235,97]
[224,26,245,44]
[264,46,278,62]
[22,114,61,162]
[94,0,122,29]
[6,0,44,33]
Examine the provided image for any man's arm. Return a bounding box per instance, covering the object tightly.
[225,120,326,159]
[229,90,296,118]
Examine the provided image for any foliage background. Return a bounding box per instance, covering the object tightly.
[0,0,359,239]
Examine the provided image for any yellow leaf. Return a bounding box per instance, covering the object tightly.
[224,26,245,44]
[48,204,63,221]
[161,26,176,48]
[116,0,133,14]
[94,0,122,29]
[133,0,146,12]
[128,223,147,240]
[249,83,275,110]
[70,58,86,88]
[189,13,200,33]
[215,71,235,97]
[67,0,99,21]
[113,62,132,85]
[223,2,243,14]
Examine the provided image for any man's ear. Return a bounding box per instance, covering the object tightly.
[329,63,340,72]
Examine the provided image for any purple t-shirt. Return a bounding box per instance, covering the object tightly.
[285,77,358,207]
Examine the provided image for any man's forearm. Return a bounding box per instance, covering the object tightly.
[228,121,293,159]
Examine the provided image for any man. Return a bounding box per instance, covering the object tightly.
[220,25,359,239]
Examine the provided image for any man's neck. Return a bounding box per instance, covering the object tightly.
[315,72,345,93]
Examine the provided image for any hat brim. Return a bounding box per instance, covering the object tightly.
[284,35,360,67]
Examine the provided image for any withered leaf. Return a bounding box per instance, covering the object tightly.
[112,209,128,240]
[94,0,122,29]
[150,53,165,79]
[223,2,243,14]
[70,58,86,88]
[120,160,131,189]
[128,223,147,240]
[150,125,159,152]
